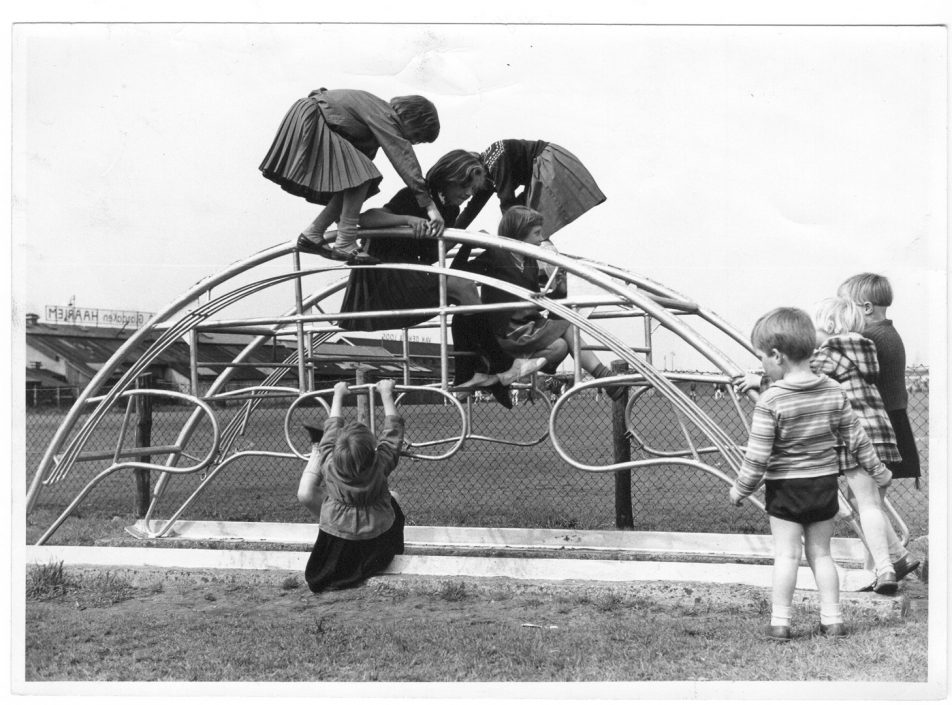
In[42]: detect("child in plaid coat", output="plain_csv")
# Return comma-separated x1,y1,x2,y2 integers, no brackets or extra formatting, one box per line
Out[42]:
812,297,919,593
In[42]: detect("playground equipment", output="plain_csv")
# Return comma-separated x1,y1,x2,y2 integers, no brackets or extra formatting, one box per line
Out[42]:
26,229,910,549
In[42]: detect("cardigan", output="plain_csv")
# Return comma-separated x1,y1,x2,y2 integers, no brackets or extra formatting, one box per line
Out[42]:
316,414,405,541
311,88,432,208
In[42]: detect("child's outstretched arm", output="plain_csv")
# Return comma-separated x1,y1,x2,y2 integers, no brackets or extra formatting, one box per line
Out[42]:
375,379,405,475
330,381,349,418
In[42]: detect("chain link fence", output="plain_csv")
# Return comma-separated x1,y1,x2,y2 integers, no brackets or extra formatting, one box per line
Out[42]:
25,367,930,540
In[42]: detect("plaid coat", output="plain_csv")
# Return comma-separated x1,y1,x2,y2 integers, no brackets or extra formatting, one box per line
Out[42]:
811,333,902,466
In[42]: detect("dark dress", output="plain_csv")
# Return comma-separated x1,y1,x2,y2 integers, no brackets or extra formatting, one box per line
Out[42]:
338,187,459,332
456,139,606,239
862,320,921,482
462,246,570,357
304,497,405,592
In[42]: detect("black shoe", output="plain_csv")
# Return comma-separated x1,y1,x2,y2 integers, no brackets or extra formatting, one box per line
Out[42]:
346,251,381,265
765,625,791,642
872,569,899,595
303,424,323,443
297,234,344,260
487,382,513,410
818,622,847,639
893,555,921,581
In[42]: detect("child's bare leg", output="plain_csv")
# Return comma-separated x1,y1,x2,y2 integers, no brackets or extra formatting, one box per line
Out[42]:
803,518,842,626
879,487,908,562
844,469,892,575
769,516,803,628
296,445,325,519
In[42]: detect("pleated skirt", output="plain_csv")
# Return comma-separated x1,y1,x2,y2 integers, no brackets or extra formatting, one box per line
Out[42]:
338,267,441,331
304,498,405,592
525,143,607,238
259,97,383,205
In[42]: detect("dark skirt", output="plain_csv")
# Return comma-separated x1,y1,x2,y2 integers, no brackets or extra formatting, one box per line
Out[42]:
765,475,839,525
525,143,606,239
338,266,440,332
886,409,921,480
259,96,383,205
497,316,571,359
304,498,405,592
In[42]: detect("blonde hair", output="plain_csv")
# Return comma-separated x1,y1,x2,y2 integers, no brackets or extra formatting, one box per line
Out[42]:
750,307,816,362
332,421,377,478
814,297,866,336
837,272,893,307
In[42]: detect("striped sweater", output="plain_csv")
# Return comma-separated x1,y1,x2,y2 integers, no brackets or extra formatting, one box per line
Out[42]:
732,374,889,498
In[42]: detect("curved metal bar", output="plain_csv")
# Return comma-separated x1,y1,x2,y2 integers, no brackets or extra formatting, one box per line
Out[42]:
882,496,911,546
45,388,221,485
34,392,221,545
282,384,467,461
146,449,300,539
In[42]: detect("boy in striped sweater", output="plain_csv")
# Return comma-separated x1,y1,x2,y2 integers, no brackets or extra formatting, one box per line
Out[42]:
729,308,892,641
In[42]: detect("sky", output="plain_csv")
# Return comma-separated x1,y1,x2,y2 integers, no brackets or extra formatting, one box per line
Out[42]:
12,17,948,374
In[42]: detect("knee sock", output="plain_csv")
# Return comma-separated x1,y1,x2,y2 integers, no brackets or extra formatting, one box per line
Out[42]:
333,213,360,253
770,604,792,628
820,603,843,626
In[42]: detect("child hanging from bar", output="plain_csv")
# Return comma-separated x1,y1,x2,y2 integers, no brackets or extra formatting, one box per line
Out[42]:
297,378,405,591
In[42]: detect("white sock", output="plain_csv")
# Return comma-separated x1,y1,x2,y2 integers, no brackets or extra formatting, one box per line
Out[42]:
770,604,792,628
333,214,359,253
820,603,843,626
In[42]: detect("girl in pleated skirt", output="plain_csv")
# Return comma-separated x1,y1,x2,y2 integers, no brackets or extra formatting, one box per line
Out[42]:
260,88,443,263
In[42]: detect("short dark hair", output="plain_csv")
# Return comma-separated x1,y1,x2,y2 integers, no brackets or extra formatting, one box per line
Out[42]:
837,272,894,307
426,150,486,192
498,206,544,241
750,307,816,362
390,95,440,144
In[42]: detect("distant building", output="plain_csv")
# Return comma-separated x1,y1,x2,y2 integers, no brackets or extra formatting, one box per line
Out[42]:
23,314,450,407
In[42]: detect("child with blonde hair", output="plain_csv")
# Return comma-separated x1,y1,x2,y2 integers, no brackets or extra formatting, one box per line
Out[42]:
729,308,892,640
812,297,916,593
297,379,405,591
837,272,922,582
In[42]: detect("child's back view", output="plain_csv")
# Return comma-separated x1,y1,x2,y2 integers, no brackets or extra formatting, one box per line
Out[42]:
297,379,405,592
838,273,922,489
729,307,891,640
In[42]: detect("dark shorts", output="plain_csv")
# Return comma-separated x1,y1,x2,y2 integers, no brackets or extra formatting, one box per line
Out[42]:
765,475,839,525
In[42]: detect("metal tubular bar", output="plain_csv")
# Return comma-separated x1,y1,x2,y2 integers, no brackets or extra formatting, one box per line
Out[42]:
401,330,411,386
189,329,200,396
292,250,308,393
282,385,466,461
36,390,221,544
38,227,890,542
437,239,450,390
112,394,137,465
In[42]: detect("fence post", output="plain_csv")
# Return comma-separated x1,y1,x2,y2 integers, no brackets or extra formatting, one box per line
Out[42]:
611,359,634,529
134,374,153,518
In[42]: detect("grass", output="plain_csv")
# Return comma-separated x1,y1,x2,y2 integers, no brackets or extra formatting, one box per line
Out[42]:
24,564,928,683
